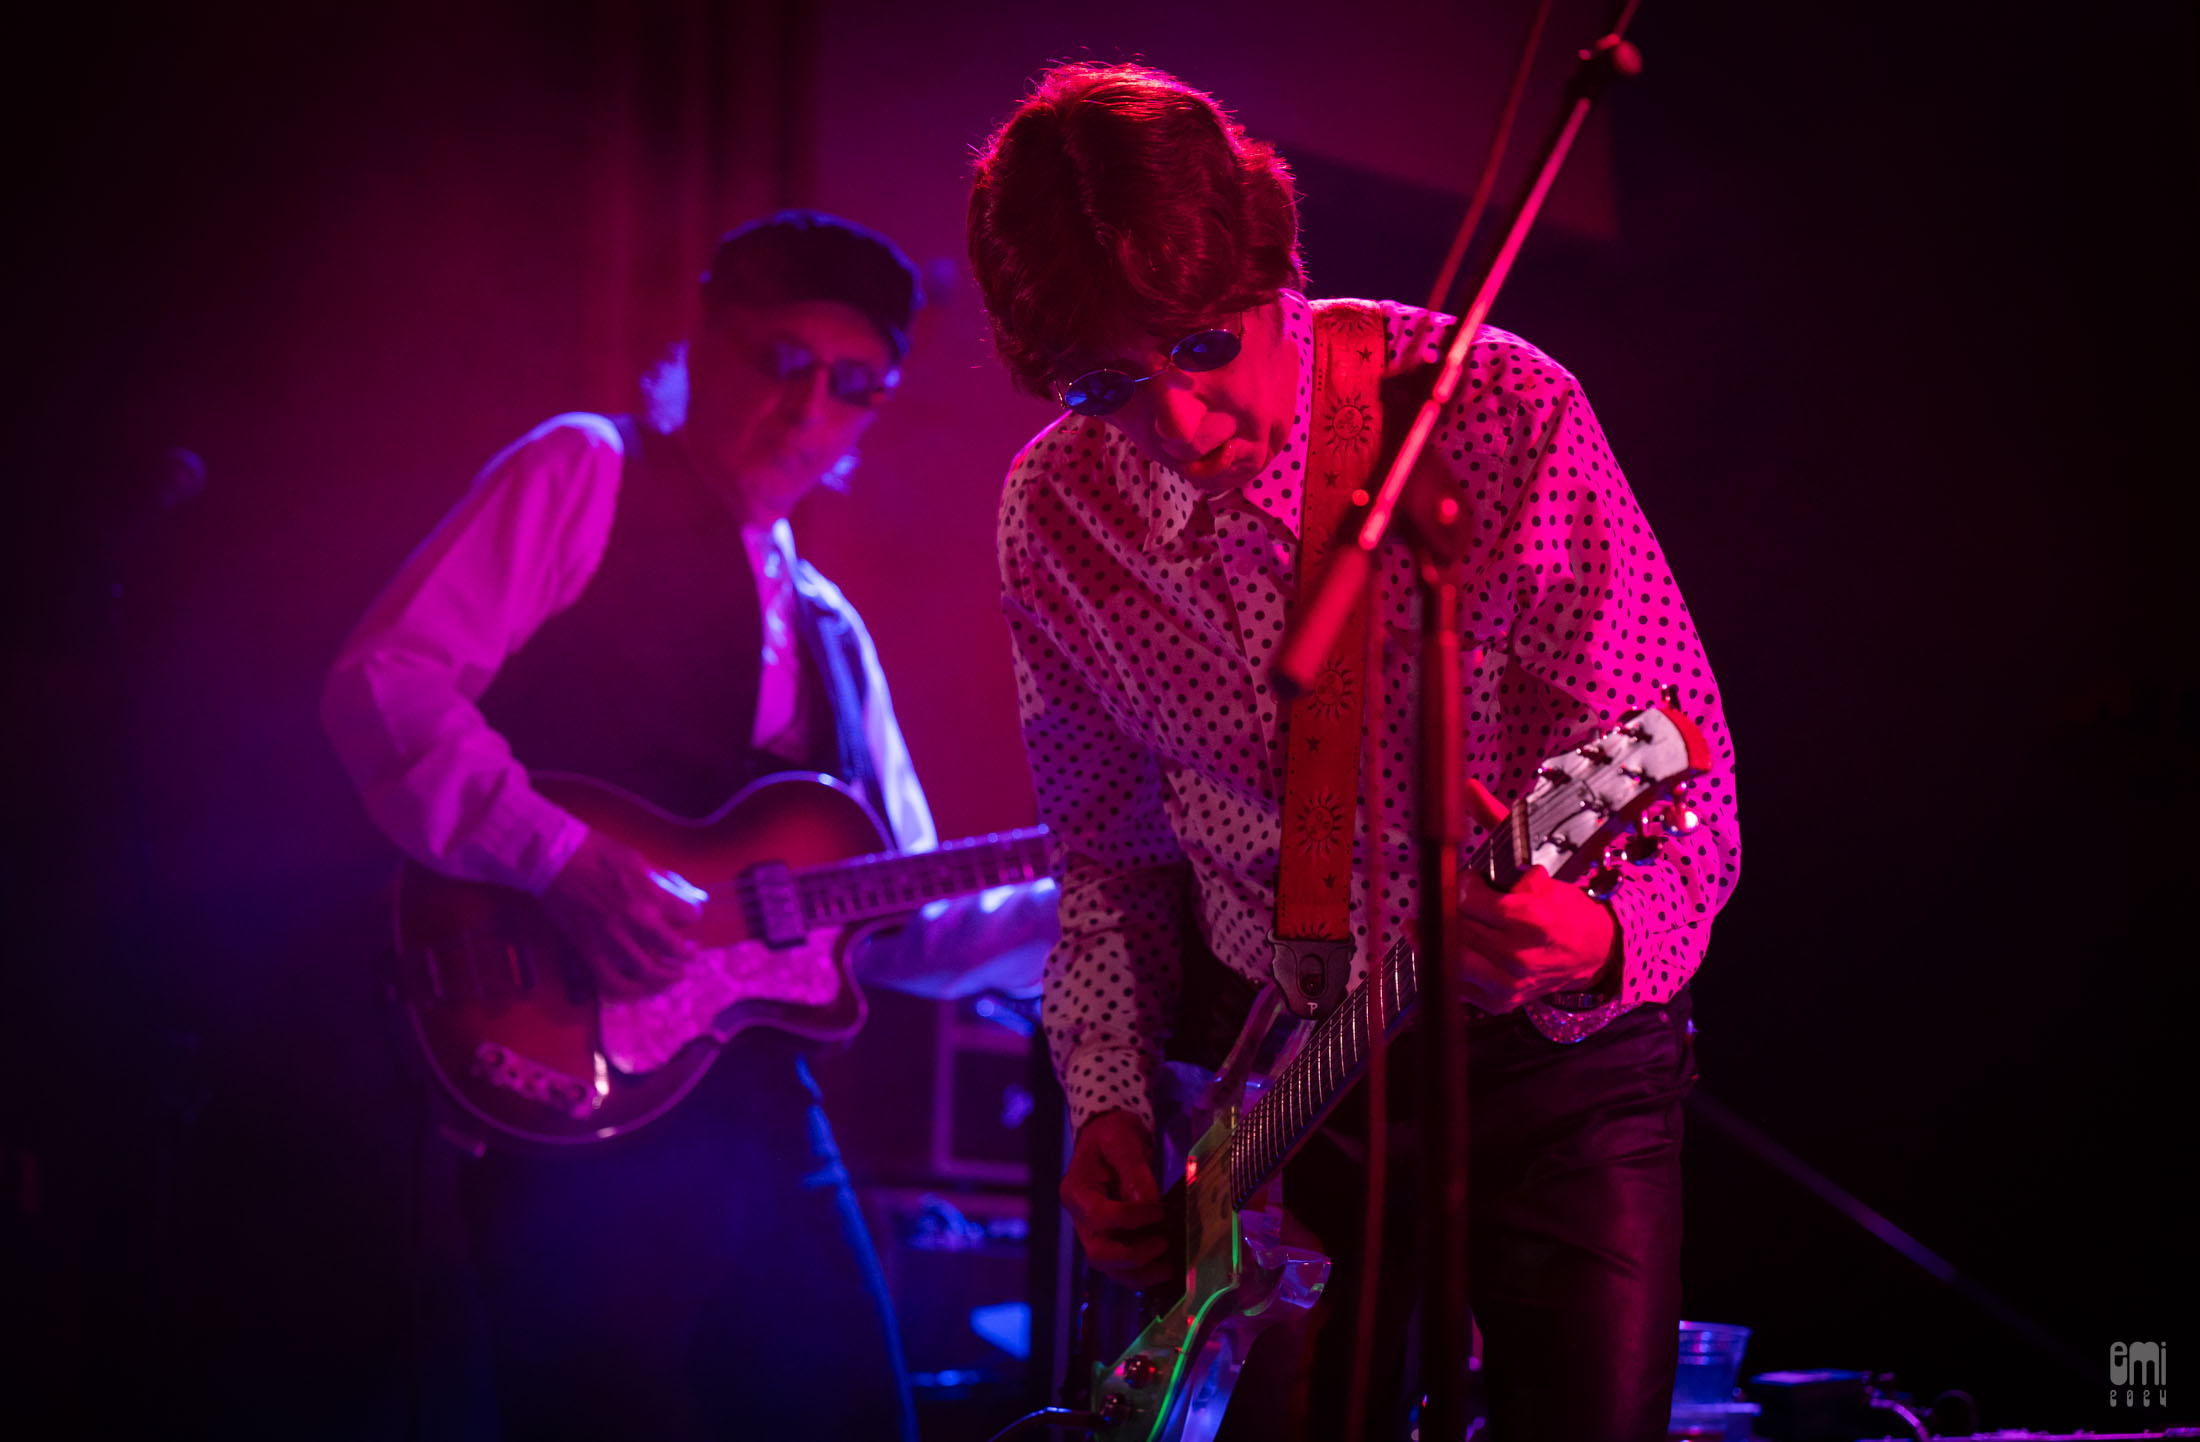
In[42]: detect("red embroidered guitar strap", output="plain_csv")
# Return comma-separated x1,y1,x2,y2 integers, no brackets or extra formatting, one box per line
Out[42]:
1269,299,1385,1019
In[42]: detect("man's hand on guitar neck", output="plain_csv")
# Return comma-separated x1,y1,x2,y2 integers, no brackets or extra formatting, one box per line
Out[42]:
1063,1109,1173,1288
1455,778,1624,1011
539,829,702,999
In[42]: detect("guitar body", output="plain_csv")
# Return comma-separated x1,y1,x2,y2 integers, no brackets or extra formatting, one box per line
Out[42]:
394,771,892,1147
1092,992,1332,1441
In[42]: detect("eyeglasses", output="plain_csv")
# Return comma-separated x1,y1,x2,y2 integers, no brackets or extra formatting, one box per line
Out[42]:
762,338,900,407
1056,326,1243,417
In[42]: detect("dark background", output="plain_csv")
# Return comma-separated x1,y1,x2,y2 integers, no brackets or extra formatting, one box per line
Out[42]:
3,1,2192,1436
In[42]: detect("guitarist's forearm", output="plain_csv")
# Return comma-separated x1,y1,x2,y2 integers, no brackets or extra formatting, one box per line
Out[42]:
1045,861,1198,1137
325,650,591,893
322,417,625,893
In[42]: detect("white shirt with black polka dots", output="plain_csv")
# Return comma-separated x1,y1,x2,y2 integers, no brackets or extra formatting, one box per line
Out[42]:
997,290,1741,1135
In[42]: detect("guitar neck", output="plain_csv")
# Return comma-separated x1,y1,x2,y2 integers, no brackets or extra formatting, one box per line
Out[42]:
795,828,1051,928
1224,824,1527,1208
1226,934,1418,1208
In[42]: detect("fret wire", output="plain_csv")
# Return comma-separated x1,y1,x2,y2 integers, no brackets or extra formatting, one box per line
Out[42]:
1294,1043,1308,1143
1310,1028,1323,1124
1293,1039,1311,1135
1303,1035,1316,1127
1306,1036,1318,1136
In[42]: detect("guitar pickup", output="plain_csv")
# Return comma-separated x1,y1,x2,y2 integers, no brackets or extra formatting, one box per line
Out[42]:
741,862,807,948
471,1041,597,1120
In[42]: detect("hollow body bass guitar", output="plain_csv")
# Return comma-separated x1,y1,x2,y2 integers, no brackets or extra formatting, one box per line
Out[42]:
392,771,1050,1148
1092,698,1711,1439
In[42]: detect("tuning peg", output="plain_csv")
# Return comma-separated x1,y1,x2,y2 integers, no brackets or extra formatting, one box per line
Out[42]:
1638,801,1699,837
1622,835,1663,867
1584,868,1621,901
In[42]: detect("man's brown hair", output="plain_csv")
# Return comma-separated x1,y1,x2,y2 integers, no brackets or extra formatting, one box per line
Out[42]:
967,62,1305,399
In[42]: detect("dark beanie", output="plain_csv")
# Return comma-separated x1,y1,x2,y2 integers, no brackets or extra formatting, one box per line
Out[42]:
701,210,924,362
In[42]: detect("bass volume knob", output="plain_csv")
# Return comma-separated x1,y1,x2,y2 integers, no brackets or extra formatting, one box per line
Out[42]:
1123,1354,1161,1388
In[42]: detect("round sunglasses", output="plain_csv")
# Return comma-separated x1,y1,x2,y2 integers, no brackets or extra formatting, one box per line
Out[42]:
762,338,900,407
1057,327,1243,417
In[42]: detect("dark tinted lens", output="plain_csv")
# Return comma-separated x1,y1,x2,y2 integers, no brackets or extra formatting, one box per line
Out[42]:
1170,329,1241,372
765,339,814,381
1062,370,1137,416
826,358,894,404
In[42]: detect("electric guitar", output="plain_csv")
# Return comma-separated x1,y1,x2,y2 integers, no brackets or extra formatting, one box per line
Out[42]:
1090,693,1713,1440
392,770,1050,1148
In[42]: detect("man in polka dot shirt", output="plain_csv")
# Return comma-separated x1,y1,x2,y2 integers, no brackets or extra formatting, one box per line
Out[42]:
970,63,1740,1442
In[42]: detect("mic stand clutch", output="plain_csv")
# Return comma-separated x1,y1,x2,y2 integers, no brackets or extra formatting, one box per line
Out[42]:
1273,24,1644,1442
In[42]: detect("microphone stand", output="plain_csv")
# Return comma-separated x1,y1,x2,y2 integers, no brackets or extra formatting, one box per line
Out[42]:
1273,25,1643,1442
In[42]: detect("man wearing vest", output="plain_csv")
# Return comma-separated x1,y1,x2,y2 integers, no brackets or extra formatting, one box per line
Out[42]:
323,212,946,1439
971,66,1743,1441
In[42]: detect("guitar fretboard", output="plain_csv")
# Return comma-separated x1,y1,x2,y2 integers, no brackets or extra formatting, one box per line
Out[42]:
1226,936,1419,1208
1222,811,1536,1208
796,828,1051,927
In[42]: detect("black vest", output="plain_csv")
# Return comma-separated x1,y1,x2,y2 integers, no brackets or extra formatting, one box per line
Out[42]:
478,416,876,820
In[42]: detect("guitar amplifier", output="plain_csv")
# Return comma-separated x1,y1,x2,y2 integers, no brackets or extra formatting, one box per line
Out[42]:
856,1186,1032,1390
812,990,1039,1188
932,995,1038,1183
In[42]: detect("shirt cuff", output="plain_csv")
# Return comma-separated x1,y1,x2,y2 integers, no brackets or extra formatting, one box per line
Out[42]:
1059,1041,1160,1137
472,790,591,897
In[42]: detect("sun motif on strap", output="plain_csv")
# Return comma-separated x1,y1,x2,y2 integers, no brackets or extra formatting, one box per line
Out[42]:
1293,789,1349,862
1320,390,1376,457
1301,655,1356,723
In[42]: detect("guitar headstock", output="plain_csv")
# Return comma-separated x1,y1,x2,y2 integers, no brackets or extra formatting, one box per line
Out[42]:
1498,688,1713,898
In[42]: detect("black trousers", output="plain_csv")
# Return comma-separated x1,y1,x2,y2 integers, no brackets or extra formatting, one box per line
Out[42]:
1222,991,1696,1442
458,1034,915,1442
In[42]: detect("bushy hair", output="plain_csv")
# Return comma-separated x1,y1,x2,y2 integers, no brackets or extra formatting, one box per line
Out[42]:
967,63,1305,399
